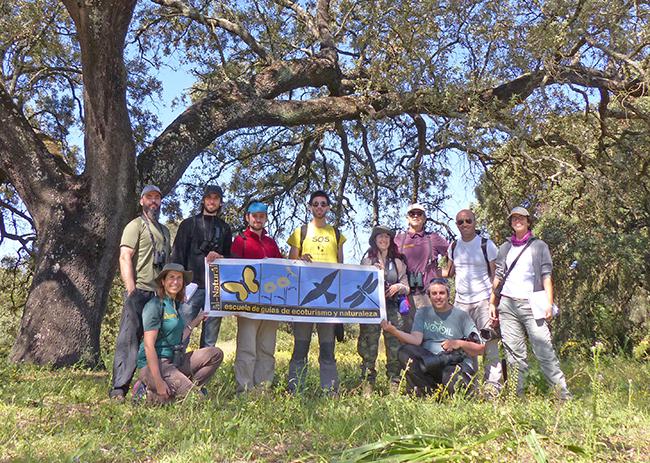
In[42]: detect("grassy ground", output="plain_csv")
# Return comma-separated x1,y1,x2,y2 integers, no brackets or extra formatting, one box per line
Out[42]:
1,318,648,462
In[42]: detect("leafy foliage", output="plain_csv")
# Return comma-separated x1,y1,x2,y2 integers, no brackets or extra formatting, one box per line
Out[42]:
474,99,650,352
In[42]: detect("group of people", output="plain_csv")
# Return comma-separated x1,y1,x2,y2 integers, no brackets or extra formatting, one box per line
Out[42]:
108,183,570,403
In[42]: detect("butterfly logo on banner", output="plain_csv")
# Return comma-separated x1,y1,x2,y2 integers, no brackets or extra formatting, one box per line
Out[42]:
221,265,260,301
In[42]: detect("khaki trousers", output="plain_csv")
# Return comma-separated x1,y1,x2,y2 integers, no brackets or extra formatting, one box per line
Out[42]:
455,299,503,389
234,317,279,392
139,347,223,403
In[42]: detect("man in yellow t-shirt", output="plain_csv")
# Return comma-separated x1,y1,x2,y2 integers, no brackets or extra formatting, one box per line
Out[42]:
287,190,346,393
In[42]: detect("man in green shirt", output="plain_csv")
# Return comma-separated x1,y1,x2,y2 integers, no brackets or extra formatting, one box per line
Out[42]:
109,185,171,401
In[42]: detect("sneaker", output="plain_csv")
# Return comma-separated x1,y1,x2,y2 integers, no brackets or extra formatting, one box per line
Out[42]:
131,380,147,403
109,388,125,402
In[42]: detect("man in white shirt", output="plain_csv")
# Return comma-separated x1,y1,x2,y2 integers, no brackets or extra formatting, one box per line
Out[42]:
443,209,502,392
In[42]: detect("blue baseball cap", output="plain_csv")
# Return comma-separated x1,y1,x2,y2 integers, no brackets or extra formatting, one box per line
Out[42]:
247,202,268,213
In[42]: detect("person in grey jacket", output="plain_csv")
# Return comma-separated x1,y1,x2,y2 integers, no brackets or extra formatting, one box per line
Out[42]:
488,207,571,400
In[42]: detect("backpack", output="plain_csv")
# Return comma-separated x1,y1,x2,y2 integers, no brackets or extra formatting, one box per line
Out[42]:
450,236,492,279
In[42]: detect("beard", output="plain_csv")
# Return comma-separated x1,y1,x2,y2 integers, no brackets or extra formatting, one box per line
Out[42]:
143,204,161,222
203,203,219,215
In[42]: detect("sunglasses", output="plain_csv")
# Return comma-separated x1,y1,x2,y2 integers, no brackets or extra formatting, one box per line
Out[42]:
429,277,449,285
311,201,329,207
456,218,473,225
408,211,424,217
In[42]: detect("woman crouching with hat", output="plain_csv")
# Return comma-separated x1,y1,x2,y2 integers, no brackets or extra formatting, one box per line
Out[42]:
357,226,410,386
133,263,224,403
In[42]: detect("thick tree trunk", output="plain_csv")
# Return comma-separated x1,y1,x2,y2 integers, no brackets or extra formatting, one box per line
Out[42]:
10,197,130,367
7,0,137,366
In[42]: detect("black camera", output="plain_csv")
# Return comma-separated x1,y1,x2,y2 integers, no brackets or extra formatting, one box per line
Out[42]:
153,249,167,269
171,344,185,367
408,272,424,290
418,350,465,374
198,227,223,255
480,327,501,341
417,333,480,374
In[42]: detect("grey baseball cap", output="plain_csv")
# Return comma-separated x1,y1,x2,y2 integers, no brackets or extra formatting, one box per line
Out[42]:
141,185,162,197
508,206,530,218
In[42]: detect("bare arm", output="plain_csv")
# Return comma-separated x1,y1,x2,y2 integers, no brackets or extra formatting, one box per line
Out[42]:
442,257,454,278
380,319,423,345
143,329,170,399
337,244,344,264
488,275,502,319
289,245,311,262
119,246,136,295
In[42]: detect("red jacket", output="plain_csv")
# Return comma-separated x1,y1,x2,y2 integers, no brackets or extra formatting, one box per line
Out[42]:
231,228,282,259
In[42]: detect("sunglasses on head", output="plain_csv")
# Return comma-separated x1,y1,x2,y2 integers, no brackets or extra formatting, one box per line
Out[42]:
408,210,424,217
456,218,473,225
429,277,449,285
311,201,328,207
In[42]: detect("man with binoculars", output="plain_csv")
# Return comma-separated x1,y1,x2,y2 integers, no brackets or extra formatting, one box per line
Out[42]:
110,185,172,401
171,185,233,348
381,278,484,397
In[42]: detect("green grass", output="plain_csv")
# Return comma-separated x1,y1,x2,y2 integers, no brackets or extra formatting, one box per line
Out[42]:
1,318,649,462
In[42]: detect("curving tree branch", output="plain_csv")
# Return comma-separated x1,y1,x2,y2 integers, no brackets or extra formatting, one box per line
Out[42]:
151,0,270,61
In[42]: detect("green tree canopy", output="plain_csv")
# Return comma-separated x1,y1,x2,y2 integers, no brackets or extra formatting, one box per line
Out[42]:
0,0,648,365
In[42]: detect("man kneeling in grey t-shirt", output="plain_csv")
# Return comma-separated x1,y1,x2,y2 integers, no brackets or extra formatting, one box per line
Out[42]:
381,278,484,396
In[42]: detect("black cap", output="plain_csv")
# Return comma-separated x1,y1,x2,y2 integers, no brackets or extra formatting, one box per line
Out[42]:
203,185,223,198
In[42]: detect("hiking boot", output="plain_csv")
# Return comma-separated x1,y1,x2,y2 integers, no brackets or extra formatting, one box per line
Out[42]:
109,388,126,402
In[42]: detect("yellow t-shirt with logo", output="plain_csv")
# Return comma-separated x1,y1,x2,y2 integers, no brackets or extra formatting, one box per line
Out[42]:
287,224,346,263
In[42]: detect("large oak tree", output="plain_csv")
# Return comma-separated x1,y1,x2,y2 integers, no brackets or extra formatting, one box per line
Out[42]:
1,0,647,365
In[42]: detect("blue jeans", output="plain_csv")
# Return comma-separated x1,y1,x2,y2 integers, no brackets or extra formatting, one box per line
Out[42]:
179,289,222,347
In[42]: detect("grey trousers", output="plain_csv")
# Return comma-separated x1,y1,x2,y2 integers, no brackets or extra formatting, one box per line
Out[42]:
287,322,338,392
178,289,222,348
455,299,503,389
498,296,570,398
234,317,279,392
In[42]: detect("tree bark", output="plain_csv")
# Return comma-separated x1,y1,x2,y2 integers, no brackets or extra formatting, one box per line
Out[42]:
5,0,137,367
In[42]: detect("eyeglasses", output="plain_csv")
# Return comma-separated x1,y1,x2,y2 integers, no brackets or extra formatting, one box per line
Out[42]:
456,218,473,225
311,201,329,207
408,211,424,217
429,277,449,285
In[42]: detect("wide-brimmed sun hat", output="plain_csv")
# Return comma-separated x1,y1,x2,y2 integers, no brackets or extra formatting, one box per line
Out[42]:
369,225,396,246
155,263,193,286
